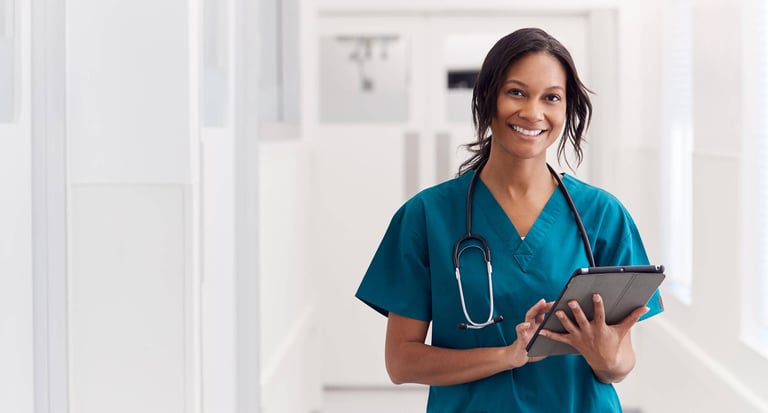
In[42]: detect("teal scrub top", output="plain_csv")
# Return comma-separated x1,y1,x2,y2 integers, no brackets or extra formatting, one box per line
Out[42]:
356,171,664,413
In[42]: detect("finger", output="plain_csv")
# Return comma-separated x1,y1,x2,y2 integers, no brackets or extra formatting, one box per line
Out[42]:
567,300,590,328
534,303,553,326
593,294,606,325
555,309,578,333
617,306,650,331
525,298,547,323
539,328,571,345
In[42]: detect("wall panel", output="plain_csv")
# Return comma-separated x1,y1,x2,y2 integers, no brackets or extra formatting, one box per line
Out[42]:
69,184,190,413
258,141,322,411
66,0,190,184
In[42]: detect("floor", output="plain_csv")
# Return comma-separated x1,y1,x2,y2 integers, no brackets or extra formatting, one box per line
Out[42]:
321,387,429,413
321,387,643,413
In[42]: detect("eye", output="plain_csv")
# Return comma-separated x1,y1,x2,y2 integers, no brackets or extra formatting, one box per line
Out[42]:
545,94,562,102
506,88,525,97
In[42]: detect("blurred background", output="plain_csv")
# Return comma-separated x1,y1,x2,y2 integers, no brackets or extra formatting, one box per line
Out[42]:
2,0,768,412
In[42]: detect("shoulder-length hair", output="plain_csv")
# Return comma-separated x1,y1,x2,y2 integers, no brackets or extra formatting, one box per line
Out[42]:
458,27,593,175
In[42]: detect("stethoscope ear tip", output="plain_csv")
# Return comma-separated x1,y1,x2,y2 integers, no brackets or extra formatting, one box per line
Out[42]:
457,323,468,330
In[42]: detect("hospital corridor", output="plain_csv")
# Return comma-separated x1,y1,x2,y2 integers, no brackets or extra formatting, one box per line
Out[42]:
2,0,768,412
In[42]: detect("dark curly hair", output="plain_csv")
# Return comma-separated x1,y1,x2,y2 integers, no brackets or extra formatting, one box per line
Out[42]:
458,27,593,175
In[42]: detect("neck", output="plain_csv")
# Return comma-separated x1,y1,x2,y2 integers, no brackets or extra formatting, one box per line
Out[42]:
479,157,555,199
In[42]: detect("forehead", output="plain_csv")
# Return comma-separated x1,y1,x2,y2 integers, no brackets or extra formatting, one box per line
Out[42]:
502,52,567,87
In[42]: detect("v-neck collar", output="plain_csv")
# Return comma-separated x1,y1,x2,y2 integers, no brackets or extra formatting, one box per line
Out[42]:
471,172,567,272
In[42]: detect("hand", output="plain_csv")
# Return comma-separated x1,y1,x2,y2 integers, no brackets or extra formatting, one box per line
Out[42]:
507,298,554,368
539,294,649,377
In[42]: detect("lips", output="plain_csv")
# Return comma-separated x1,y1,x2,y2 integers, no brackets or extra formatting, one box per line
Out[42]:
510,124,545,137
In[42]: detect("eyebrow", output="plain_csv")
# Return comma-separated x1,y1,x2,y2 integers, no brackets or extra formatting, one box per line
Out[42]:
503,79,565,92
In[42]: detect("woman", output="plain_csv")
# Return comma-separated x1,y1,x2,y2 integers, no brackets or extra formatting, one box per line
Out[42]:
355,27,663,412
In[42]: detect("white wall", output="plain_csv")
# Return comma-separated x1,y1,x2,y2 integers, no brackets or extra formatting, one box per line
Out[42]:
65,0,195,411
0,0,34,411
258,140,322,413
24,0,313,411
603,0,768,411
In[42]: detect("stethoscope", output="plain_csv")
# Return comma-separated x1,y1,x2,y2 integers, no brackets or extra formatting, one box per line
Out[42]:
454,162,596,329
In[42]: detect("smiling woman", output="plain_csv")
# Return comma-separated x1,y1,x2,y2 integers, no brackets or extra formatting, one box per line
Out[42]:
355,27,663,413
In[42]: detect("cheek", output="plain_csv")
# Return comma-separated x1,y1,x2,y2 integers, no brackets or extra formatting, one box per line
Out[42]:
550,109,567,129
495,97,515,115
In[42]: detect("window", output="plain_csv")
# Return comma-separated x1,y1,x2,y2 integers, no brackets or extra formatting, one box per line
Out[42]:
660,0,694,303
0,0,15,123
742,0,768,349
759,2,768,333
201,0,229,127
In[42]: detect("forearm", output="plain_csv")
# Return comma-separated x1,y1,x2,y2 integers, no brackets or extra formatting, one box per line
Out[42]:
383,307,551,386
386,341,517,386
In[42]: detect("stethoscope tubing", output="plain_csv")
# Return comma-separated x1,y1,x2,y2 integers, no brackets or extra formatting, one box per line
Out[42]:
453,162,595,329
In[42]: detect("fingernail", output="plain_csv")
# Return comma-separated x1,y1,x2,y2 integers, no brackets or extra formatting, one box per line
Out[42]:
593,293,602,302
568,301,577,309
556,311,565,318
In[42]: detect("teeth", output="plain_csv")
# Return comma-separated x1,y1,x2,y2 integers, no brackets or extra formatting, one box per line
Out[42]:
511,125,544,136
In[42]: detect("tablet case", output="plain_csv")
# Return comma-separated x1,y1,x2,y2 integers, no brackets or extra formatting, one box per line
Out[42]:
525,265,665,357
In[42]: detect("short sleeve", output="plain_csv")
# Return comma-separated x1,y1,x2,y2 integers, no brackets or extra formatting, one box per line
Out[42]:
596,203,664,321
355,200,432,322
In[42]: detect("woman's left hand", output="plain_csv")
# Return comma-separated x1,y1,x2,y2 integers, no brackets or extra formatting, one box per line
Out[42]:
538,293,649,382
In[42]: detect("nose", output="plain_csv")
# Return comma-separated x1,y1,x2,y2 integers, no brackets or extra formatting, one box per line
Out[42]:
518,99,544,122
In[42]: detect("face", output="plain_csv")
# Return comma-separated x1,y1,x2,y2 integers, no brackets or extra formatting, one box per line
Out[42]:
489,52,567,163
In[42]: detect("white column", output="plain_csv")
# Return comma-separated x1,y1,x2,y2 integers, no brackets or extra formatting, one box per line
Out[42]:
0,0,34,411
65,0,198,411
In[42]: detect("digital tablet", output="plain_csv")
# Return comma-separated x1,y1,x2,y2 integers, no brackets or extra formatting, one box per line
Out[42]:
525,265,665,357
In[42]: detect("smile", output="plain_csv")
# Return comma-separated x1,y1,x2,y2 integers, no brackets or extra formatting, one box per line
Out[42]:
510,124,545,137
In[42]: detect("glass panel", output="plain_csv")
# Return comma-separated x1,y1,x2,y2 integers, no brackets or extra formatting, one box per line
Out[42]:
319,34,409,123
443,33,504,124
760,0,768,325
660,0,693,303
0,0,8,36
202,0,228,127
0,0,15,123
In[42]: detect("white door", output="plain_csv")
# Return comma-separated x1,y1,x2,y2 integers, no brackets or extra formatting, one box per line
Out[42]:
314,15,429,387
314,12,599,387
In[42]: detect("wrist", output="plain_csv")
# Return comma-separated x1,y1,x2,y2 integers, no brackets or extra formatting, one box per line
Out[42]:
592,355,630,383
503,343,527,370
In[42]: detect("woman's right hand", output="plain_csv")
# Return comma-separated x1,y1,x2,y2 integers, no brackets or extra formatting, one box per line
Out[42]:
506,298,554,368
